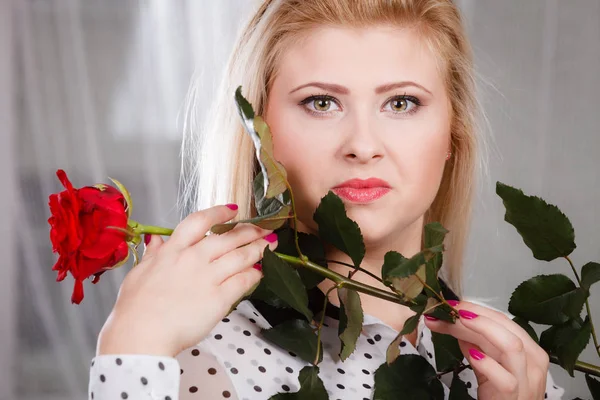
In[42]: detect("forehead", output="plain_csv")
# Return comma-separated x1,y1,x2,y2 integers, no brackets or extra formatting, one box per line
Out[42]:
274,25,445,92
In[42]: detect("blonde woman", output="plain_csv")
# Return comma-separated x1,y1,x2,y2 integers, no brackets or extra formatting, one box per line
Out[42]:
89,1,564,398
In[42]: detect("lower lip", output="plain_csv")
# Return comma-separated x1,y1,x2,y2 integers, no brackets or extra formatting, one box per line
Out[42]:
332,187,391,203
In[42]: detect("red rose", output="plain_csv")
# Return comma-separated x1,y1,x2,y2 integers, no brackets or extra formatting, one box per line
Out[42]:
48,169,130,304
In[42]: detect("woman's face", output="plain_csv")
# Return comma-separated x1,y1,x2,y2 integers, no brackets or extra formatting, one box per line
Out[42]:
264,25,452,246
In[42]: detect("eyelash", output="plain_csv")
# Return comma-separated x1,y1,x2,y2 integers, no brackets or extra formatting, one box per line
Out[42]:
298,93,423,117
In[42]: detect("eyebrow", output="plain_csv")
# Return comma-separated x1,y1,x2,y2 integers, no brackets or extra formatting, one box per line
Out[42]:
289,81,433,96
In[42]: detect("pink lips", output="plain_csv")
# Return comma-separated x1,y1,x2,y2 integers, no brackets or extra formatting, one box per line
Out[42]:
332,178,391,204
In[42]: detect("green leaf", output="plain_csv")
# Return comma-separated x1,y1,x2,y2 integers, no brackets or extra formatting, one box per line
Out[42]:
512,317,539,343
449,376,475,400
262,319,323,365
385,332,405,365
400,313,421,337
496,181,576,261
508,274,589,325
235,87,288,199
424,253,443,297
250,280,290,309
313,191,365,268
382,250,426,280
585,374,600,400
431,332,464,372
261,248,313,321
581,262,600,291
268,366,328,400
373,354,445,399
388,265,426,301
424,222,449,249
540,316,591,376
427,302,456,323
275,227,327,289
210,204,291,234
337,288,364,361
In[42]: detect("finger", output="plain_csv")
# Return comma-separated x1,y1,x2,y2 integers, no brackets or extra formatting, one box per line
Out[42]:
463,344,520,396
167,204,238,250
195,222,273,262
457,339,488,386
211,235,278,284
142,234,164,261
450,301,549,366
425,317,500,360
219,266,263,307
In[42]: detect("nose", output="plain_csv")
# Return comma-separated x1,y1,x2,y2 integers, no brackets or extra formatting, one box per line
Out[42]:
340,113,384,164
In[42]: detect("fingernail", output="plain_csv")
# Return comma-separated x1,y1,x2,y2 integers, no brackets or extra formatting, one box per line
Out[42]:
469,348,485,360
424,315,439,321
459,309,478,319
226,203,238,211
264,232,278,243
252,263,262,271
144,234,152,246
447,300,460,307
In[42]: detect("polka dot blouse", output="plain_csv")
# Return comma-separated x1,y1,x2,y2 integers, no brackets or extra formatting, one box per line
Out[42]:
89,291,565,399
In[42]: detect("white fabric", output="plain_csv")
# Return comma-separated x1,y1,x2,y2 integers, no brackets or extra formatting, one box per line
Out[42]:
89,300,565,399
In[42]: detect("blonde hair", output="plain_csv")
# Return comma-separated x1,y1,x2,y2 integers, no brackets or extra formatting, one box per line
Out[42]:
179,0,485,297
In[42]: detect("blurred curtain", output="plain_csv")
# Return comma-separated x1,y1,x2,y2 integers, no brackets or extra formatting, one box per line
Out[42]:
2,0,599,399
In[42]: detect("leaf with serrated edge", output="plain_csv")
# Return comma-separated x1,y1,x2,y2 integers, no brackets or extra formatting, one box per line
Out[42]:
512,317,539,343
581,262,600,290
388,264,426,300
432,332,464,372
261,319,322,365
540,317,591,376
509,274,589,325
268,366,328,400
261,248,313,321
313,191,365,268
337,288,364,361
374,354,445,399
424,222,449,249
496,181,576,261
386,332,404,365
210,204,291,234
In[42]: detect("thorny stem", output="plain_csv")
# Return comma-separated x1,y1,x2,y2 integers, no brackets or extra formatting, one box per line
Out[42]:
565,256,600,357
322,259,384,283
314,286,337,365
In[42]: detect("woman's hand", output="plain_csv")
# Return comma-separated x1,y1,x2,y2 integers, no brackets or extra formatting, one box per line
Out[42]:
424,300,550,399
96,204,278,358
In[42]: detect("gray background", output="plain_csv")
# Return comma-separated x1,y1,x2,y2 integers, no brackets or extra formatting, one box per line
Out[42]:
0,0,598,398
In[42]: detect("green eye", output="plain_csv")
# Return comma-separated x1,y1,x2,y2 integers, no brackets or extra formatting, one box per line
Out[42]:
313,99,331,111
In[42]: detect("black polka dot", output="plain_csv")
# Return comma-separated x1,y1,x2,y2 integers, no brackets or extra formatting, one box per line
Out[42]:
282,385,290,391
544,394,547,399
337,368,345,374
249,318,256,323
264,348,272,355
427,351,433,359
364,353,372,359
367,339,375,345
158,362,165,370
189,386,198,393
166,397,171,400
91,360,95,367
208,368,217,375
141,377,148,385
337,384,345,389
286,367,293,373
237,348,245,354
254,386,262,392
214,334,223,340
91,393,94,399
223,391,231,398
553,385,557,389
362,369,370,375
420,332,424,338
363,383,371,389
243,330,251,336
191,349,200,356
288,351,297,357
180,369,184,375
374,334,382,341
400,341,407,347
231,368,238,374
258,366,266,373
253,311,259,316
121,393,128,399
466,382,472,388
116,358,122,366
100,375,106,382
222,318,230,322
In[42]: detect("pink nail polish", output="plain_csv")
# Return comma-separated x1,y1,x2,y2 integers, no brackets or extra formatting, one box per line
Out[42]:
264,232,278,243
424,315,439,321
252,263,262,271
144,234,152,246
469,348,485,360
225,203,238,211
447,300,460,307
459,309,478,319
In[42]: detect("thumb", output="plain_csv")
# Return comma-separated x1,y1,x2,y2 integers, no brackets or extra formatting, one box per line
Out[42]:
142,234,164,260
